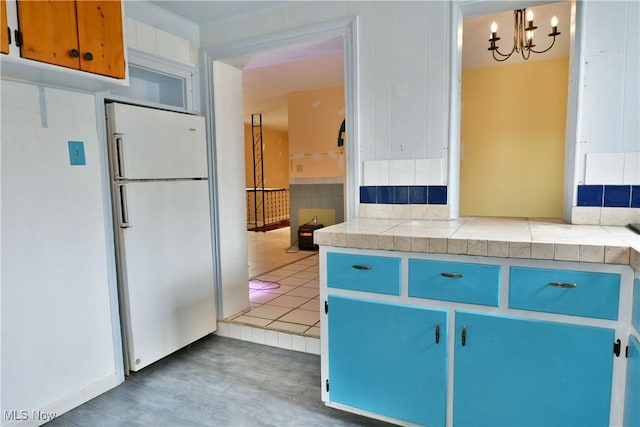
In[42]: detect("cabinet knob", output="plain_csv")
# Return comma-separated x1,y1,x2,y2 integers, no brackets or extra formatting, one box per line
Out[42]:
83,52,94,61
69,49,79,58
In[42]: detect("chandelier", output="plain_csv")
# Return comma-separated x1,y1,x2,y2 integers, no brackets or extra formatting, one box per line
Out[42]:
488,8,561,62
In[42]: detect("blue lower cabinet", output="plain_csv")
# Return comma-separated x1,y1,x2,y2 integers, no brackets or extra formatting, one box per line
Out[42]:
328,295,448,426
454,311,614,427
625,336,640,427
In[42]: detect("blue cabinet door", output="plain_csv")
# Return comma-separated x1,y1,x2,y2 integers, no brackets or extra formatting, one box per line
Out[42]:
454,311,614,427
328,295,448,426
625,336,640,427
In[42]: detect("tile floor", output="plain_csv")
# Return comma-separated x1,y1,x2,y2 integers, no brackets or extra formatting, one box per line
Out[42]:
223,227,321,340
226,254,321,338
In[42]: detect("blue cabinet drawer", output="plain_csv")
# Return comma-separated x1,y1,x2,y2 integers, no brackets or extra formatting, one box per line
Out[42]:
408,259,501,306
327,252,401,295
509,267,620,320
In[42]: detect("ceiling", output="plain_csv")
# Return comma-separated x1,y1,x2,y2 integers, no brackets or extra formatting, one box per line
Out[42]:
149,1,571,131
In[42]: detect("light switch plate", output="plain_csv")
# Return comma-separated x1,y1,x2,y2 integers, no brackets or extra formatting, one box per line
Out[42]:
68,141,86,166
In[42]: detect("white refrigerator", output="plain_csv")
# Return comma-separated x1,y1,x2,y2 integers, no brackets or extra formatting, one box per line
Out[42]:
107,103,216,373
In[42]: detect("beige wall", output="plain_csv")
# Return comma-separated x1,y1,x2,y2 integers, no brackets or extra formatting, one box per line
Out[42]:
460,57,569,218
244,125,289,189
288,86,345,179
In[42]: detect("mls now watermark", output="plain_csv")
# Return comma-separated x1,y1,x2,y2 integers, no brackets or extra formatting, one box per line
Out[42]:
4,410,57,422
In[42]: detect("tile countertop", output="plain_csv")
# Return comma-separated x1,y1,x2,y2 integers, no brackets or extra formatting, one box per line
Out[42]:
314,217,640,270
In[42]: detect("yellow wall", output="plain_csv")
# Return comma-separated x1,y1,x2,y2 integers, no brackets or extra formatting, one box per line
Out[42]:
287,86,345,178
244,125,289,189
460,57,569,218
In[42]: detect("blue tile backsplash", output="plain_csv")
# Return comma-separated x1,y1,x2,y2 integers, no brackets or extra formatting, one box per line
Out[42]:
577,185,639,208
360,186,447,205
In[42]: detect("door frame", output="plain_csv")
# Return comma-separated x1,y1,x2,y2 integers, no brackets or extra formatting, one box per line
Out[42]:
199,16,359,318
449,0,583,222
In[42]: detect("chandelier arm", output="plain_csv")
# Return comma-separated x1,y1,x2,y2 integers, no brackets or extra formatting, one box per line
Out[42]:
493,44,517,58
529,35,557,54
492,50,513,62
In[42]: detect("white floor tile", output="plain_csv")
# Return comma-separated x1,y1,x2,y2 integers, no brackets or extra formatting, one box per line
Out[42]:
269,321,310,334
278,276,311,286
305,337,320,354
267,295,309,308
233,315,272,327
286,287,320,298
251,328,266,345
292,335,306,352
305,326,320,338
246,305,292,320
265,330,279,347
278,309,319,326
277,332,293,350
298,300,320,311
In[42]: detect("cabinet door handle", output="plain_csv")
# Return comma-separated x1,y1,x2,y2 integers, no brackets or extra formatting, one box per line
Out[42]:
352,265,371,270
461,325,467,347
69,48,79,58
441,272,463,279
549,282,577,289
83,51,94,61
435,324,440,344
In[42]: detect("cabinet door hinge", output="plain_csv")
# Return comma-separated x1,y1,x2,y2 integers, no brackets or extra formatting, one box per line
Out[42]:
324,300,328,314
325,379,329,392
13,29,22,47
614,339,622,357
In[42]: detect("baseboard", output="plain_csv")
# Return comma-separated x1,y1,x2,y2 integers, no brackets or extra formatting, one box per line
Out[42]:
2,373,122,427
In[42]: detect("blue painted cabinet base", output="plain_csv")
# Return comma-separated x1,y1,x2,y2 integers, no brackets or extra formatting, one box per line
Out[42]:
625,336,640,427
328,296,448,426
454,311,615,427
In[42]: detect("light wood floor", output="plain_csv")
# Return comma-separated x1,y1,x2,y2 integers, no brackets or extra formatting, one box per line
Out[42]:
46,336,391,426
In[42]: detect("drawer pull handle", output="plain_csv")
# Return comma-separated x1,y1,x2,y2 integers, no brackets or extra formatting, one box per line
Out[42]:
461,325,467,347
435,324,440,344
549,282,578,289
352,265,371,270
441,272,463,279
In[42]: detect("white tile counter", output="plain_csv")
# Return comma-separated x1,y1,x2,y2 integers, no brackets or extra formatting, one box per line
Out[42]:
315,217,640,269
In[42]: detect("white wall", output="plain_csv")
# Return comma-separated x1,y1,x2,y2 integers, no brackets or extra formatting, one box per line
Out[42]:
200,1,450,164
577,0,640,180
212,61,250,318
1,81,120,426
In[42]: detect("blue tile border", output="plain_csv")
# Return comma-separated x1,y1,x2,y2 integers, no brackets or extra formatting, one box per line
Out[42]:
577,185,603,207
632,186,640,208
376,186,393,204
360,186,447,205
577,184,639,208
604,185,631,207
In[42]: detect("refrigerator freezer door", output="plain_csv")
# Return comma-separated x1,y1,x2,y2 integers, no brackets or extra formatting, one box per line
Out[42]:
108,103,208,179
119,180,216,371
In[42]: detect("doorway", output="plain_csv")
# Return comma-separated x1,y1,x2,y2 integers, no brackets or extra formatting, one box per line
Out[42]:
450,1,579,222
225,36,346,337
459,2,572,219
201,16,357,329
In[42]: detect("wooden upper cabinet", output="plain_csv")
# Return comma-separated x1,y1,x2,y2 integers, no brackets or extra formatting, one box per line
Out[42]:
17,1,80,69
76,1,125,79
16,0,125,79
1,0,10,54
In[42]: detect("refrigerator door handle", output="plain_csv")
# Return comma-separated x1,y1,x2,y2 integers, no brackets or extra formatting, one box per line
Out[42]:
114,134,126,180
118,184,131,228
